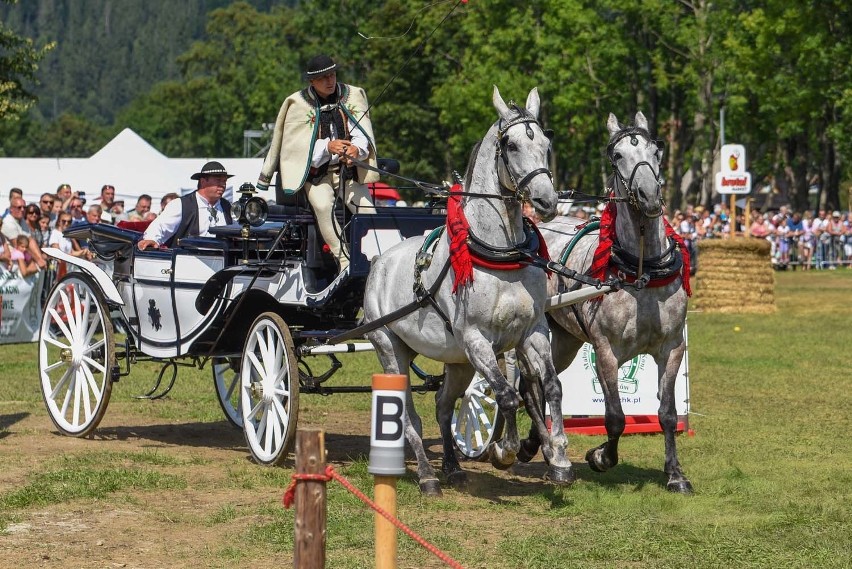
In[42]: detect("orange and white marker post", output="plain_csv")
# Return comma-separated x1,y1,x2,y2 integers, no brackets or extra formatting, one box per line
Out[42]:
369,373,407,569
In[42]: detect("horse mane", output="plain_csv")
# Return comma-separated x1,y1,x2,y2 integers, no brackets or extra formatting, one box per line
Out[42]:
463,139,483,190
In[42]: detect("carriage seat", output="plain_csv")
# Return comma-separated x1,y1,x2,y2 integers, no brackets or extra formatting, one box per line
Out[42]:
116,219,153,233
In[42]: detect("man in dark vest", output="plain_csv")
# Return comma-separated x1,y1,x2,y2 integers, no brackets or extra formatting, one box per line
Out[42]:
138,161,233,250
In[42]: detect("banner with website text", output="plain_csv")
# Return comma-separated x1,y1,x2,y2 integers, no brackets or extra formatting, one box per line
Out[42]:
0,267,45,344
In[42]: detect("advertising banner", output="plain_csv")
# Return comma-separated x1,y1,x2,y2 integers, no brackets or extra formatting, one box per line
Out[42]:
558,328,689,417
0,267,45,344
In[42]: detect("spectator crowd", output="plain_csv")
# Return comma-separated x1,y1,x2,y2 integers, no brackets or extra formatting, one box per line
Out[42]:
3,182,850,279
1,183,180,279
666,203,852,271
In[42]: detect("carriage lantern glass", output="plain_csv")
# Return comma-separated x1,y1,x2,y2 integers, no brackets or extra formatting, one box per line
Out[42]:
233,182,268,227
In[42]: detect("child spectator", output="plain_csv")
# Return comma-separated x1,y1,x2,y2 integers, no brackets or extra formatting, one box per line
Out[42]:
11,235,40,277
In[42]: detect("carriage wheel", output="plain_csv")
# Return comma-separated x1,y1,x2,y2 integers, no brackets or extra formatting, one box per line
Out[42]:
240,312,299,466
212,357,242,428
451,373,505,460
38,273,115,437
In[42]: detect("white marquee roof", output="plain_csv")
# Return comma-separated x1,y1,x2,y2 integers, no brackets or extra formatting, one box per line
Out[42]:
0,128,263,213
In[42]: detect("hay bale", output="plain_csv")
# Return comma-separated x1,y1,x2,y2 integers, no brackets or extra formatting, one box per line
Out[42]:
692,238,776,313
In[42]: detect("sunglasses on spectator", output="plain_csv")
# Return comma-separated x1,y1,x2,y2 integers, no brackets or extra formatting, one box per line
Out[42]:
41,199,54,206
57,218,71,225
27,209,39,215
11,205,24,210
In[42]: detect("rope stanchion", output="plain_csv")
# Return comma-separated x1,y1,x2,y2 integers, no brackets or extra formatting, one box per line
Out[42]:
283,464,465,569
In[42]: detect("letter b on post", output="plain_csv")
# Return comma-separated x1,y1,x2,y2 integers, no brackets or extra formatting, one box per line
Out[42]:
369,374,407,476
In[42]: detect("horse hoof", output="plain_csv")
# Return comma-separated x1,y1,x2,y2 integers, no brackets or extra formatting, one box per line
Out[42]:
491,453,515,471
488,443,516,470
545,465,576,485
585,446,608,473
446,470,468,489
517,439,539,463
667,479,694,494
419,479,443,497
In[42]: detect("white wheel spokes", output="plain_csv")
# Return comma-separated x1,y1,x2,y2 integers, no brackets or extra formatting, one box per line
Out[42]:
43,334,70,350
247,398,265,423
242,318,292,462
48,307,74,342
246,351,264,381
219,365,238,400
41,279,110,433
454,377,500,456
50,367,74,401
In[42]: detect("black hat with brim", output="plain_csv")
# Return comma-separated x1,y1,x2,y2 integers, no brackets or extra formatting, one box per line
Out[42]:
191,161,234,180
305,54,337,80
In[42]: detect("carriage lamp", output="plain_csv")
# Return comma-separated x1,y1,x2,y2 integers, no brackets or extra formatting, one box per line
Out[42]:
232,182,269,229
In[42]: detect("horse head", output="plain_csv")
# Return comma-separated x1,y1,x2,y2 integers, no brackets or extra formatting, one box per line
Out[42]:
606,111,665,218
492,86,557,222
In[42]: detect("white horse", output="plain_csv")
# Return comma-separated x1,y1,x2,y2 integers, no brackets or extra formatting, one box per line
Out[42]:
523,111,693,493
363,87,574,496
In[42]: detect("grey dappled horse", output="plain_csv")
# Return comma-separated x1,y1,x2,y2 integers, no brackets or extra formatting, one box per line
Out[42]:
529,111,693,493
363,87,574,496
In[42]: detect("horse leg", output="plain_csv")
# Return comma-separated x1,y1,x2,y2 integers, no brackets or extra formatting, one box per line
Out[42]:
434,362,475,488
367,327,442,497
463,334,521,470
518,323,583,462
657,342,693,494
585,344,625,473
516,328,575,485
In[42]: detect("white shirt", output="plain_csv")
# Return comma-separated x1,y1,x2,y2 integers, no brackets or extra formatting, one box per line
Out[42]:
1,215,29,242
143,193,228,246
48,229,73,255
311,114,370,168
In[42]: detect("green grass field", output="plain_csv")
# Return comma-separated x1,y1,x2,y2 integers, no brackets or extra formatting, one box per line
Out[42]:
1,270,851,568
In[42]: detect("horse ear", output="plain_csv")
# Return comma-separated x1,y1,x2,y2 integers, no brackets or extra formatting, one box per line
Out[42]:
525,87,541,119
493,85,511,119
606,113,620,136
635,111,649,131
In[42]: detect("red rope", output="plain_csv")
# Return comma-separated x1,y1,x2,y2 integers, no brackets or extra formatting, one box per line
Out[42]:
283,465,465,569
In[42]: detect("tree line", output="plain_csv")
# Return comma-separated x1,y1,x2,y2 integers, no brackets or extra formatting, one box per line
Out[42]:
1,0,850,211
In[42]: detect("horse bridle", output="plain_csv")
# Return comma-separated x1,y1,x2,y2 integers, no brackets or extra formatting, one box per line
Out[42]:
606,126,664,217
494,105,553,202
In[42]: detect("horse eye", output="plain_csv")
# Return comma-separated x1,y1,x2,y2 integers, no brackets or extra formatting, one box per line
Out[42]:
507,141,518,152
613,152,622,161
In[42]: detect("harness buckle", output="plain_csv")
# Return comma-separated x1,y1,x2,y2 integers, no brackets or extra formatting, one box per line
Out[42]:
415,249,433,271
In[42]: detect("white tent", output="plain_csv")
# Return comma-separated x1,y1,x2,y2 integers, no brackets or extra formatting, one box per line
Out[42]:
0,128,263,213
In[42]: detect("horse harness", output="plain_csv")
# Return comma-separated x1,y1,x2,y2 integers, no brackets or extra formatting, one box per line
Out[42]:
409,217,545,334
550,218,685,339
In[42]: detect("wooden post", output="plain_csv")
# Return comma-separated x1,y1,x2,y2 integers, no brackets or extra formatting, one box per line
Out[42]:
294,430,326,569
745,197,751,238
370,374,407,569
375,475,398,569
730,194,737,238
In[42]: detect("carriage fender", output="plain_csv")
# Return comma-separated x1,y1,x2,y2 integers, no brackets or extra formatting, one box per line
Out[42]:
42,247,125,306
